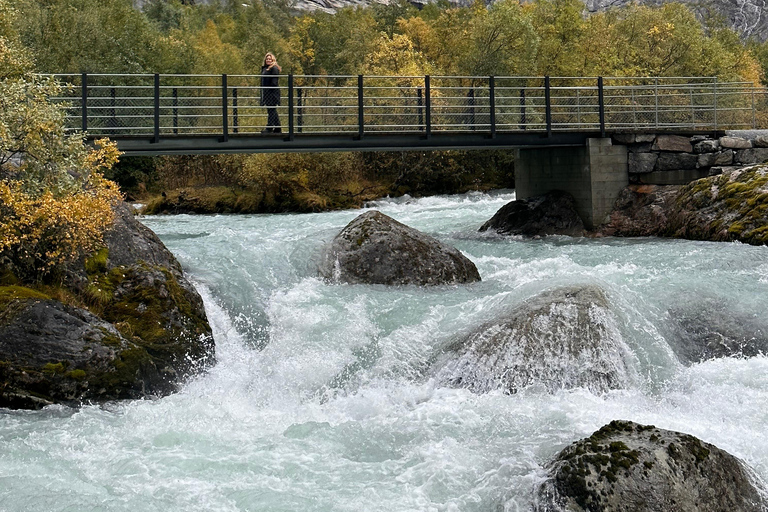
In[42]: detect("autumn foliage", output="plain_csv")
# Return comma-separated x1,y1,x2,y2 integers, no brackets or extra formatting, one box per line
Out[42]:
1,0,122,281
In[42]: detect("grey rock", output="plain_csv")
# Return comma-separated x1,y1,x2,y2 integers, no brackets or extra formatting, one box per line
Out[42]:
698,152,718,168
656,152,698,171
318,210,480,286
628,142,653,153
668,298,768,363
640,169,712,185
432,286,631,394
736,148,768,164
612,133,636,144
0,299,164,409
634,134,656,143
697,150,732,168
536,420,768,512
653,135,693,152
629,152,658,174
479,190,585,237
694,139,720,154
754,135,768,148
720,136,753,149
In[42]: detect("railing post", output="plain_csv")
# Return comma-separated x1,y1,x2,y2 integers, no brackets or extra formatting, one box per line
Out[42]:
221,74,228,142
489,76,496,139
425,75,431,139
232,87,239,134
288,74,295,140
520,86,526,130
153,73,160,143
598,76,605,137
654,77,659,129
172,87,178,135
297,86,303,133
417,88,424,130
752,85,757,130
81,72,88,132
109,87,117,130
357,75,364,139
713,77,718,131
468,86,475,130
545,76,552,137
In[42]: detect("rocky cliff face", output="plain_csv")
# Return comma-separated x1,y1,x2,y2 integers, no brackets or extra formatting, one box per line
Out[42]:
287,0,768,41
584,0,767,41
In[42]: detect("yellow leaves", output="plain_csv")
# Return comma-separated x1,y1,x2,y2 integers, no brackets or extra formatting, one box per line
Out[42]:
0,175,122,275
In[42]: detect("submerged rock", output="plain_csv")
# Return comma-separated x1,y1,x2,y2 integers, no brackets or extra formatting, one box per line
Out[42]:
479,190,585,237
668,298,768,363
535,420,768,512
432,286,630,394
318,210,481,286
0,202,214,409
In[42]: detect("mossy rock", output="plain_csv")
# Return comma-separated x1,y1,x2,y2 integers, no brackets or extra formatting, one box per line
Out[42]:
0,202,215,409
536,420,766,512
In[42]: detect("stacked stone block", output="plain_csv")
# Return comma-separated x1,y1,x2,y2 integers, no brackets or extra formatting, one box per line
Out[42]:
616,133,768,185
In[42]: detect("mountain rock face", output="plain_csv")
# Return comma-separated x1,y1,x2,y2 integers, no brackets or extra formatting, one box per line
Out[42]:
287,0,768,41
584,0,767,41
536,420,768,512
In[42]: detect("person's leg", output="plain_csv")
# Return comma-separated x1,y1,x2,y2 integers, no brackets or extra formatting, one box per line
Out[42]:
269,107,281,133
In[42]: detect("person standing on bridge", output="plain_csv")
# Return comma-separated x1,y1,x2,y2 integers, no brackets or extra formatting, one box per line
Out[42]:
260,52,282,134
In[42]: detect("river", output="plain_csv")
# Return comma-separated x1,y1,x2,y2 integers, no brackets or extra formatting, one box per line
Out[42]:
2,190,768,511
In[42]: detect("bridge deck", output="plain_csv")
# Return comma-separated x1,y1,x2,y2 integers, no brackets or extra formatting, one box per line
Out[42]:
48,74,766,155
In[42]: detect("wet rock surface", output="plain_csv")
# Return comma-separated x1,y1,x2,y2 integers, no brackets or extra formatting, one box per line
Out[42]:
536,420,768,512
598,165,768,246
318,210,481,286
479,190,585,237
668,298,768,363
432,286,630,394
0,202,214,409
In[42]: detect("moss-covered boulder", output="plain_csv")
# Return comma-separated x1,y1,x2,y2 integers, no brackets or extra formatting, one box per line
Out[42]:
318,210,481,286
0,202,214,409
599,164,768,245
431,286,631,394
535,420,767,512
479,190,585,237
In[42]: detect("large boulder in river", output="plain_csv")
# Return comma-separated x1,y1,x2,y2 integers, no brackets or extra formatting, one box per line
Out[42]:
0,202,214,409
431,286,631,393
535,420,767,512
318,210,481,286
479,190,585,237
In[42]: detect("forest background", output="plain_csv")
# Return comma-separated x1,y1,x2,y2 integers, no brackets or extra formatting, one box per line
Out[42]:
9,0,768,213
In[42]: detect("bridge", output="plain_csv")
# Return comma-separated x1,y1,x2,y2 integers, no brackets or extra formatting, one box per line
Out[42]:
52,73,767,228
52,74,765,155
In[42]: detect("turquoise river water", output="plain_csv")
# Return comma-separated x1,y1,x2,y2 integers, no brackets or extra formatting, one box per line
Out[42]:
2,190,768,511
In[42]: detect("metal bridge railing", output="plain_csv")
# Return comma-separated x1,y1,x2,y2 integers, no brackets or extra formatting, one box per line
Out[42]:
48,74,766,139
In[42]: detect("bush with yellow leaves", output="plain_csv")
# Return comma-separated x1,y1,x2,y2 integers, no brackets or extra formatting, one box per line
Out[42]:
0,0,123,281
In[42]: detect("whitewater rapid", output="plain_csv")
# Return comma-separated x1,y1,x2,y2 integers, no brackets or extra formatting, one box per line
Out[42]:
2,190,768,511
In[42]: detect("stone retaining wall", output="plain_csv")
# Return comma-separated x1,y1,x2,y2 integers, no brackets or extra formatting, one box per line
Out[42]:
614,133,768,185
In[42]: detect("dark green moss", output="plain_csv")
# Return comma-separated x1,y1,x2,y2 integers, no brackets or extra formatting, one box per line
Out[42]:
67,369,87,381
85,248,109,275
42,362,66,375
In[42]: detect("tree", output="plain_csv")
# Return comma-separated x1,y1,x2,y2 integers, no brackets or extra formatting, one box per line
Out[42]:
0,0,122,281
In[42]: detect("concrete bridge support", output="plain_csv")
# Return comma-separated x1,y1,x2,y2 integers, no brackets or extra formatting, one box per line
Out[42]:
515,138,628,229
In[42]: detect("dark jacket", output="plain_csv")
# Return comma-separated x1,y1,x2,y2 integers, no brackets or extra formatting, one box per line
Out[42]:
260,65,280,106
